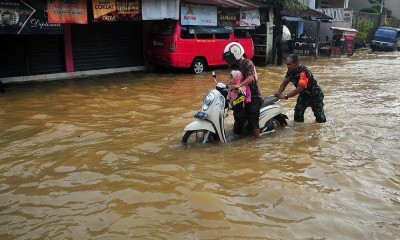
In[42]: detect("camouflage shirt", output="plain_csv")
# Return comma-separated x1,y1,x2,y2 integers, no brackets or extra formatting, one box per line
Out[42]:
238,58,262,99
284,65,322,96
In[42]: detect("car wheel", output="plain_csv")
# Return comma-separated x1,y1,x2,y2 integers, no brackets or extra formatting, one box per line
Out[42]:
191,58,206,74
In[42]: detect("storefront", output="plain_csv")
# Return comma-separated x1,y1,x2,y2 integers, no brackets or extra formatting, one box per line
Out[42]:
0,34,65,77
1,0,271,82
0,1,65,78
70,22,143,72
0,0,158,80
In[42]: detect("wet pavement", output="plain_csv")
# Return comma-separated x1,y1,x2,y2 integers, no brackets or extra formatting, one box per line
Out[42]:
0,50,399,239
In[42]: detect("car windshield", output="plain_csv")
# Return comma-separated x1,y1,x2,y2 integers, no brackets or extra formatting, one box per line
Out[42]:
151,21,176,35
188,26,233,34
375,29,396,39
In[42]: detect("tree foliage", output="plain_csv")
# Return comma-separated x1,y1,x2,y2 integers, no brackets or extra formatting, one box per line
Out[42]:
260,0,307,65
356,19,373,44
359,7,379,14
368,0,381,4
362,0,393,17
260,0,287,6
260,0,307,10
359,5,392,18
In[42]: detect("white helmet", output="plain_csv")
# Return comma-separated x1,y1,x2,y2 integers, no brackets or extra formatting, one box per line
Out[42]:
223,42,245,66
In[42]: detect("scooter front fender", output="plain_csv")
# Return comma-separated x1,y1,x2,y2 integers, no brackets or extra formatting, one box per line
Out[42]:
184,120,216,133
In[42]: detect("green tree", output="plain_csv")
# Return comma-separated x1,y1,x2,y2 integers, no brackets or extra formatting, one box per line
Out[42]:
260,0,306,65
368,0,382,5
261,0,307,9
359,6,392,17
359,7,379,14
356,19,373,47
362,0,394,18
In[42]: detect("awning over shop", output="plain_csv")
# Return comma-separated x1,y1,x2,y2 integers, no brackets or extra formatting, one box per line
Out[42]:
281,1,332,21
331,27,358,32
182,0,270,8
283,16,304,22
142,0,270,20
142,0,180,20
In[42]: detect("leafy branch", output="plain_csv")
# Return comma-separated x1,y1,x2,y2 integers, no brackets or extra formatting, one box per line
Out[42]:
261,0,308,10
355,19,373,44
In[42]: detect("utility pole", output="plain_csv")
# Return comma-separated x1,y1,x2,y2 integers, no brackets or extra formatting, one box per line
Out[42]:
379,0,386,26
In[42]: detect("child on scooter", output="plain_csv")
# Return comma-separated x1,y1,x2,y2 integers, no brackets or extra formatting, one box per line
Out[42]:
227,70,251,110
227,70,252,135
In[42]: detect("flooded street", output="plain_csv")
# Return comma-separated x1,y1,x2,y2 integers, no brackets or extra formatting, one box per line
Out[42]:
1,51,399,239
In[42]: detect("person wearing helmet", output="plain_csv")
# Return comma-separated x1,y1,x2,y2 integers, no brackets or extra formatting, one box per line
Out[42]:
223,42,263,138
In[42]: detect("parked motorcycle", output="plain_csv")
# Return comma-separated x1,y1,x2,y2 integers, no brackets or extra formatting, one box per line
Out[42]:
181,71,288,145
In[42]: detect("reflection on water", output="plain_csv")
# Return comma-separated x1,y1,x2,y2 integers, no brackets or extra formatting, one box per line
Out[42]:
0,51,399,239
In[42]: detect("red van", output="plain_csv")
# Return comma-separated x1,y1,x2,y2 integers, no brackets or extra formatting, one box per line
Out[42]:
147,20,254,74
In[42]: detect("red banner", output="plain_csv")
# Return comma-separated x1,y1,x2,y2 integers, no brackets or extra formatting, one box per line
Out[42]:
47,0,88,24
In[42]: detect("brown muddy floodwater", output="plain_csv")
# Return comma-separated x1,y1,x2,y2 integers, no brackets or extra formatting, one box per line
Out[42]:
0,51,399,239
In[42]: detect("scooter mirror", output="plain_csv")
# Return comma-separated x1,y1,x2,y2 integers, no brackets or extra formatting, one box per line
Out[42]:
212,71,217,84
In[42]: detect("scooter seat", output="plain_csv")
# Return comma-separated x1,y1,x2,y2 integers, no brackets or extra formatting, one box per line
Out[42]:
261,96,279,108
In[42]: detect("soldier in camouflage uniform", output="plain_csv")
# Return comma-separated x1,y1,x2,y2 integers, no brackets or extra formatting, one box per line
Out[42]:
275,54,326,123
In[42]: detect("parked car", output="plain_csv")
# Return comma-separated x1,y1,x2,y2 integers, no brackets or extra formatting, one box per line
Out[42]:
370,27,400,52
146,20,254,74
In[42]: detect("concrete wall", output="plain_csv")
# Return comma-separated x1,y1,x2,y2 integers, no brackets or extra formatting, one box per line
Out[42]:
303,21,352,42
349,0,400,19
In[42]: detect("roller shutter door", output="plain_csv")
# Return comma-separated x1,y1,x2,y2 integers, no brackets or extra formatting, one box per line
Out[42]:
29,35,65,75
0,35,64,78
0,35,27,78
71,22,143,71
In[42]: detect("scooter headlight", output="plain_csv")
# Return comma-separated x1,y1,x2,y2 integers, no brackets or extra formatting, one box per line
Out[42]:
202,93,215,111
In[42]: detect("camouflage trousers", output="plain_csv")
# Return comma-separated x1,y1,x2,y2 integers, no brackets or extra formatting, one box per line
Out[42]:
294,91,326,123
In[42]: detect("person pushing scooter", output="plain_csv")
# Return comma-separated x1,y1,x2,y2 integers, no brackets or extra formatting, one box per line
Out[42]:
275,54,326,123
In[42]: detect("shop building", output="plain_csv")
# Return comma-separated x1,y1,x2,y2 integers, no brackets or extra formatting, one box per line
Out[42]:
1,0,275,84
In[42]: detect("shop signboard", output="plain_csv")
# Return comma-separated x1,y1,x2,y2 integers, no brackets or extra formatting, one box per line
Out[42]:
0,0,62,34
343,10,353,23
92,0,141,22
217,7,239,27
240,9,260,27
180,4,217,26
47,0,88,24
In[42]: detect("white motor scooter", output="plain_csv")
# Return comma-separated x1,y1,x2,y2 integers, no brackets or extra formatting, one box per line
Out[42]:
181,71,288,145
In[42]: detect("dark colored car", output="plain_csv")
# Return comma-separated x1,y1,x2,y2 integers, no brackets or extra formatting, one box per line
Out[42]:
370,27,400,52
